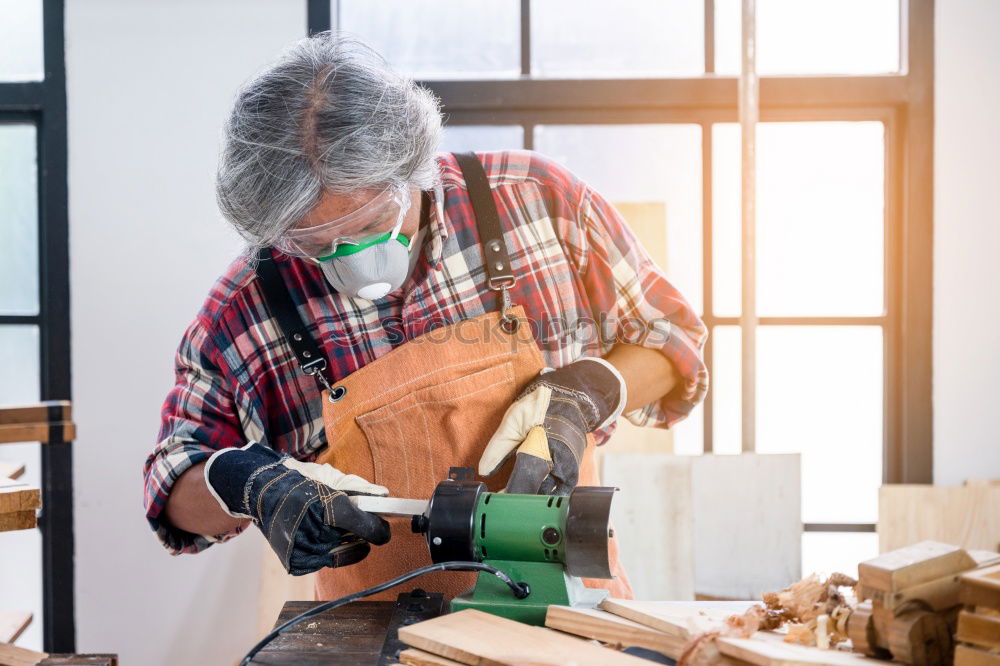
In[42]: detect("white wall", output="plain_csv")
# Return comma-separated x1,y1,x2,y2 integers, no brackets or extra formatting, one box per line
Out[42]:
933,0,1000,485
66,1,304,663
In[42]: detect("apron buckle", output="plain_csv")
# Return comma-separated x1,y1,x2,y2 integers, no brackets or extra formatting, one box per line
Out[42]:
488,275,516,291
496,285,520,334
302,357,337,395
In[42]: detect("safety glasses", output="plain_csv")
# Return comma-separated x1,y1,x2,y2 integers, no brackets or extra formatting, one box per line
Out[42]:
275,184,411,260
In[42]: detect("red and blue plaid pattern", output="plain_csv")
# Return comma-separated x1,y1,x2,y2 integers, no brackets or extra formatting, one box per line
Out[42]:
144,150,708,554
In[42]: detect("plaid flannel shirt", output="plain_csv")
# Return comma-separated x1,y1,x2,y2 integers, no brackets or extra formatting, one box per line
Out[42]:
144,150,708,554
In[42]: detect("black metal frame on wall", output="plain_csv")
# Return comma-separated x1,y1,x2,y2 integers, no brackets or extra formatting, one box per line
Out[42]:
308,2,932,528
0,0,75,652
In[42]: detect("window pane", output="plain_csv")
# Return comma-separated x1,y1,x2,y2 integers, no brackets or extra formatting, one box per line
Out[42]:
802,532,878,578
0,0,44,81
339,0,520,79
713,122,885,317
710,325,742,455
0,124,40,315
535,125,703,313
0,325,42,650
757,326,883,524
0,326,39,404
715,0,900,75
533,0,703,77
712,124,741,317
440,125,523,153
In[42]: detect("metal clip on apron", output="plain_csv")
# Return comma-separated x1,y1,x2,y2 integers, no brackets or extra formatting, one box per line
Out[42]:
256,152,632,602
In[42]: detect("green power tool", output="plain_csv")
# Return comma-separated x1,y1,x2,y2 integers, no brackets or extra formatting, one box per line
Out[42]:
353,467,618,625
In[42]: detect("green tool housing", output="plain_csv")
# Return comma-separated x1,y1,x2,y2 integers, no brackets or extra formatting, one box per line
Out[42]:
412,473,617,625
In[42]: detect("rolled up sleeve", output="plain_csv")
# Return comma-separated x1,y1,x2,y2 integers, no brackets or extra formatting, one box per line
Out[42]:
143,319,248,554
573,184,709,429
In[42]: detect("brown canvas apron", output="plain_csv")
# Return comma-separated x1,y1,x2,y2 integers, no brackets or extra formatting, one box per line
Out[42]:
257,152,632,603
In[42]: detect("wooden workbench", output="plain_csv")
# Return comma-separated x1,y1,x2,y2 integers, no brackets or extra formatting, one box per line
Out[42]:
250,592,446,665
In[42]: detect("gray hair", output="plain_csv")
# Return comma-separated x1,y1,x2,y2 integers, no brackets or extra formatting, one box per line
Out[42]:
216,33,443,252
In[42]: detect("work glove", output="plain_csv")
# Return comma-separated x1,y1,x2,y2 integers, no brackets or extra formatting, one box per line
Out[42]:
204,442,391,575
479,357,627,495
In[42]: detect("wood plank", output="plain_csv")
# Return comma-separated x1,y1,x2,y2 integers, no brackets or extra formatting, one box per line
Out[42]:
961,564,1000,610
545,605,684,657
957,609,1000,650
0,485,41,514
399,649,467,666
879,484,1000,553
0,423,76,445
718,632,888,666
955,644,1000,666
600,598,753,638
0,510,37,532
0,642,48,666
600,453,694,600
690,454,801,599
0,612,32,644
599,453,801,600
397,608,650,666
602,454,693,600
0,402,71,426
0,462,25,480
858,541,975,593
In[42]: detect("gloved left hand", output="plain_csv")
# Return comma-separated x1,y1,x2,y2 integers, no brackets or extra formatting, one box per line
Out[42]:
478,357,627,495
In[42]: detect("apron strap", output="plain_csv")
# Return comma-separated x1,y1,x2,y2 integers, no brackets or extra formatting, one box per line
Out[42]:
254,247,334,393
452,152,519,331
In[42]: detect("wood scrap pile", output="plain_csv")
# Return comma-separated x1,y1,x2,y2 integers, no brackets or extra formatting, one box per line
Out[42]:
849,541,1000,666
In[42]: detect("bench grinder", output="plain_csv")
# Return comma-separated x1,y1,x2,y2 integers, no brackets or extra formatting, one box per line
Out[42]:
360,467,618,625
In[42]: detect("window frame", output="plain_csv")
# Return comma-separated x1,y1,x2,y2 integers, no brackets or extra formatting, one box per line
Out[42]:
309,0,934,527
0,0,74,652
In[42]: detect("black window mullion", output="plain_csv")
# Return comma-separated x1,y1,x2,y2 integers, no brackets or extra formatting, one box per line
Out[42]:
0,315,42,326
308,0,333,35
32,0,74,653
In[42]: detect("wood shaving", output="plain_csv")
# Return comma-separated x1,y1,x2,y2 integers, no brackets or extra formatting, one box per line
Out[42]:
679,573,858,664
678,605,768,666
763,572,857,624
784,622,815,645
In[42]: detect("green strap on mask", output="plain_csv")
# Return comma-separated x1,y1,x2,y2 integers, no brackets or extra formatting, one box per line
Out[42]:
316,232,410,262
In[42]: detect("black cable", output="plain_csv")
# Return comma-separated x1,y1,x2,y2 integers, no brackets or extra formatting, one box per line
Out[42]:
240,561,530,666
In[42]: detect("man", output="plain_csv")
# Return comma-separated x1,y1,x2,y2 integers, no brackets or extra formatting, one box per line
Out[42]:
143,33,707,602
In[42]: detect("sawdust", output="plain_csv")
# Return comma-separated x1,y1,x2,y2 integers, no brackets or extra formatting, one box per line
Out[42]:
677,572,858,664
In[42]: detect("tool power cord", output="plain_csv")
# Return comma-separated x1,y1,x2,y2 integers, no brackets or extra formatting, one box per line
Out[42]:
240,561,530,666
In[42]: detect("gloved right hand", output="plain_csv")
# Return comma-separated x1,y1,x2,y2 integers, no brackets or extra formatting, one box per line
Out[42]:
204,442,391,575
